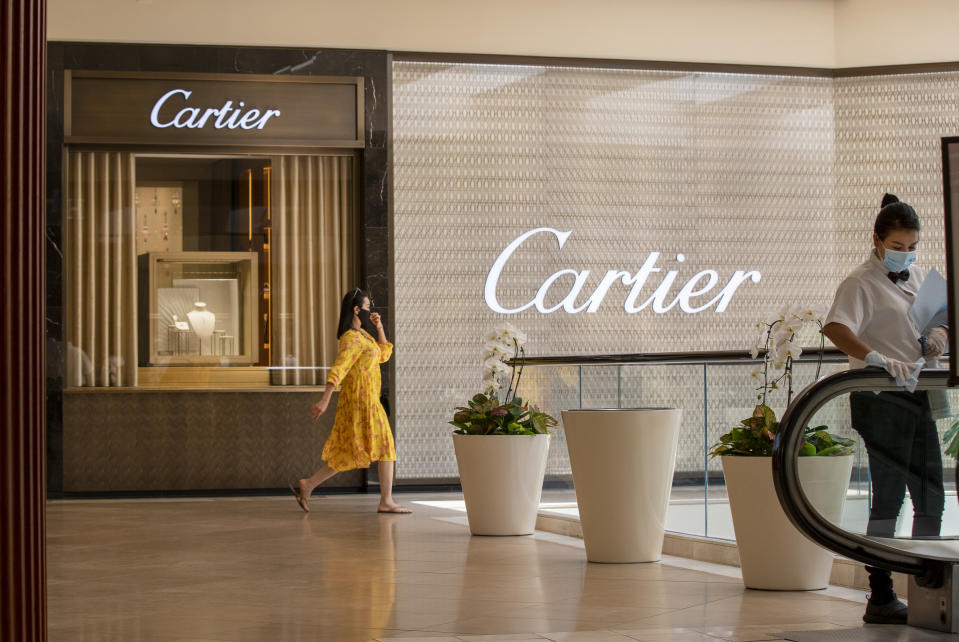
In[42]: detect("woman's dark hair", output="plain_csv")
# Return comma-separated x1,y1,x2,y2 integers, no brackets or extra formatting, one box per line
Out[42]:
337,288,369,338
874,193,920,240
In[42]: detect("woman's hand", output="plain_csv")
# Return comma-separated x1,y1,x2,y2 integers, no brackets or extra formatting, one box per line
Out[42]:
370,312,383,329
865,351,923,390
925,326,948,359
311,398,330,419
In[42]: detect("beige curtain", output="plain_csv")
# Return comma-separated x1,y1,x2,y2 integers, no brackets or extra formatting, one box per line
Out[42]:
272,155,356,385
65,151,137,387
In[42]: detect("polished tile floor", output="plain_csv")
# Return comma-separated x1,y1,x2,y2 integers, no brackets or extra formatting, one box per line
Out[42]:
48,491,876,641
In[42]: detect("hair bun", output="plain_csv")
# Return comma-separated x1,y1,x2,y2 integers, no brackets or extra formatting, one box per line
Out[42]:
881,193,900,207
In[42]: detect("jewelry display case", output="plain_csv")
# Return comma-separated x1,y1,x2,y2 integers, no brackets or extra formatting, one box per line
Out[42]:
139,251,259,365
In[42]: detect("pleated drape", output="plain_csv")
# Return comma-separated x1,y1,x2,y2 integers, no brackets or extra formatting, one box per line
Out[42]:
65,151,138,387
273,155,356,385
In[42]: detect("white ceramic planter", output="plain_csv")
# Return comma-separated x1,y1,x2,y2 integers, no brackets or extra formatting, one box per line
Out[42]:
452,433,550,536
562,408,682,563
722,455,853,590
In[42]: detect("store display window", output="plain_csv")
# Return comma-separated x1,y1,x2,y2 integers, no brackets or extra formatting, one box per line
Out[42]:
62,72,363,388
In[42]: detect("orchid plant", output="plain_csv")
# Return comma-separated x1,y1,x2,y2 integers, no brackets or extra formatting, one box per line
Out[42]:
481,323,528,401
711,304,854,458
748,303,829,408
450,324,556,436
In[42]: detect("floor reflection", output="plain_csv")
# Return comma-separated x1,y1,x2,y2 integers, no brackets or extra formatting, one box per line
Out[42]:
47,491,871,641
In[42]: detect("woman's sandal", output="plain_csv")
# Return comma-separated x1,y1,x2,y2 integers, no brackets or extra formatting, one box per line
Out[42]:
288,482,309,513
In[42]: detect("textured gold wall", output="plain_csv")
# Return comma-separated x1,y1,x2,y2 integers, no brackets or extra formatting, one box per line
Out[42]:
392,62,959,480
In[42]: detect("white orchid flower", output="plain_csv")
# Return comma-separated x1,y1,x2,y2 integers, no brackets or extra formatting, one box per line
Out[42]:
770,329,793,350
482,371,504,393
782,342,802,359
484,379,503,393
767,342,782,365
754,326,770,345
778,303,799,321
487,331,505,344
750,346,760,359
498,323,527,346
484,340,511,357
780,319,801,336
749,364,764,380
484,359,511,377
483,357,502,372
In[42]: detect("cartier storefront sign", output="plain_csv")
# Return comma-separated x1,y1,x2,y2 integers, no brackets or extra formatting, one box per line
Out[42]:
65,71,364,148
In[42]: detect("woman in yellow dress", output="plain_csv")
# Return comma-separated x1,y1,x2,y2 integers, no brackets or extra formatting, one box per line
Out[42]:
290,289,411,514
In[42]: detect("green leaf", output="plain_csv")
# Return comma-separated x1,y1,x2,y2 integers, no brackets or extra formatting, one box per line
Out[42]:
813,430,835,448
801,442,817,457
451,389,556,435
944,420,959,459
816,444,848,457
753,404,776,425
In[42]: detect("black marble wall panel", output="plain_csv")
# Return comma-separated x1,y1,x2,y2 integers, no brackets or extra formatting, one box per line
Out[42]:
46,44,392,493
63,391,362,492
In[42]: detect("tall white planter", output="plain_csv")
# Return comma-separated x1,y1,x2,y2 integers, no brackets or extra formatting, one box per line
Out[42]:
452,433,550,536
562,408,682,563
722,455,853,590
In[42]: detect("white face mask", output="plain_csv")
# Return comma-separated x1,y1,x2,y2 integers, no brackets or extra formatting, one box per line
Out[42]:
881,247,917,273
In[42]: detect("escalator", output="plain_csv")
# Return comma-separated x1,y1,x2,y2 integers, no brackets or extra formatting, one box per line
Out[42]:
773,368,959,636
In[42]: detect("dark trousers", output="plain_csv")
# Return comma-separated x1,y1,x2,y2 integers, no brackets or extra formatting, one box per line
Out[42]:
850,391,945,601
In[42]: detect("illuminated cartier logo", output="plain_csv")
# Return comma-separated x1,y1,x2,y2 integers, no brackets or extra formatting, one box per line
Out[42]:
149,89,282,130
484,227,762,315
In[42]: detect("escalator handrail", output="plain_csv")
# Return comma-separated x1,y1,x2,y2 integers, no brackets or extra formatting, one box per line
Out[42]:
772,368,952,576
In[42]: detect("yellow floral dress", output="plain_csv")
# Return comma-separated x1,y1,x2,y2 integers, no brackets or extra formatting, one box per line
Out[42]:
322,329,395,471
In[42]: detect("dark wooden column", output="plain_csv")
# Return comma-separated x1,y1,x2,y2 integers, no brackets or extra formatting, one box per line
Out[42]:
1,0,47,640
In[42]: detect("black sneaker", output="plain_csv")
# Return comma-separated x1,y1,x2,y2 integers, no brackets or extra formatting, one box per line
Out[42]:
863,596,908,624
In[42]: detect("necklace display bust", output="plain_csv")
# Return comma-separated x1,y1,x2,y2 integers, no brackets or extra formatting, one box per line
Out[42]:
187,301,215,338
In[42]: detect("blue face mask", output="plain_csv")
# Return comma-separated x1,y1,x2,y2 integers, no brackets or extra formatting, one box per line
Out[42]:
882,248,917,273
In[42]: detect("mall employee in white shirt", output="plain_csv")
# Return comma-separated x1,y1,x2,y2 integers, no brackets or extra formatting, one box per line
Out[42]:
823,193,947,625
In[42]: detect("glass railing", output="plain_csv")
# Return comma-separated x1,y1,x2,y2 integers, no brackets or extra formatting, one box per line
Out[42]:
514,351,959,541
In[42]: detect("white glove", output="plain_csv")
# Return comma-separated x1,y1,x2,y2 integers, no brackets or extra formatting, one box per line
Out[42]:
925,327,948,360
865,351,925,392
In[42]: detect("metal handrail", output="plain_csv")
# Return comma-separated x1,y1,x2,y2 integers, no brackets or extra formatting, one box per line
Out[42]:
773,368,953,577
510,347,847,367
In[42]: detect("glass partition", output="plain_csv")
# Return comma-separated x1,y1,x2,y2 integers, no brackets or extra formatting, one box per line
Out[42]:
518,359,959,541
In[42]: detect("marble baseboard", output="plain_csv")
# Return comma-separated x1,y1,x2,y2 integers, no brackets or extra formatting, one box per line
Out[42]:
535,510,908,594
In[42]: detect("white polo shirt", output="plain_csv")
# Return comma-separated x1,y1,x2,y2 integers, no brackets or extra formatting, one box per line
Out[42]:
825,252,924,369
